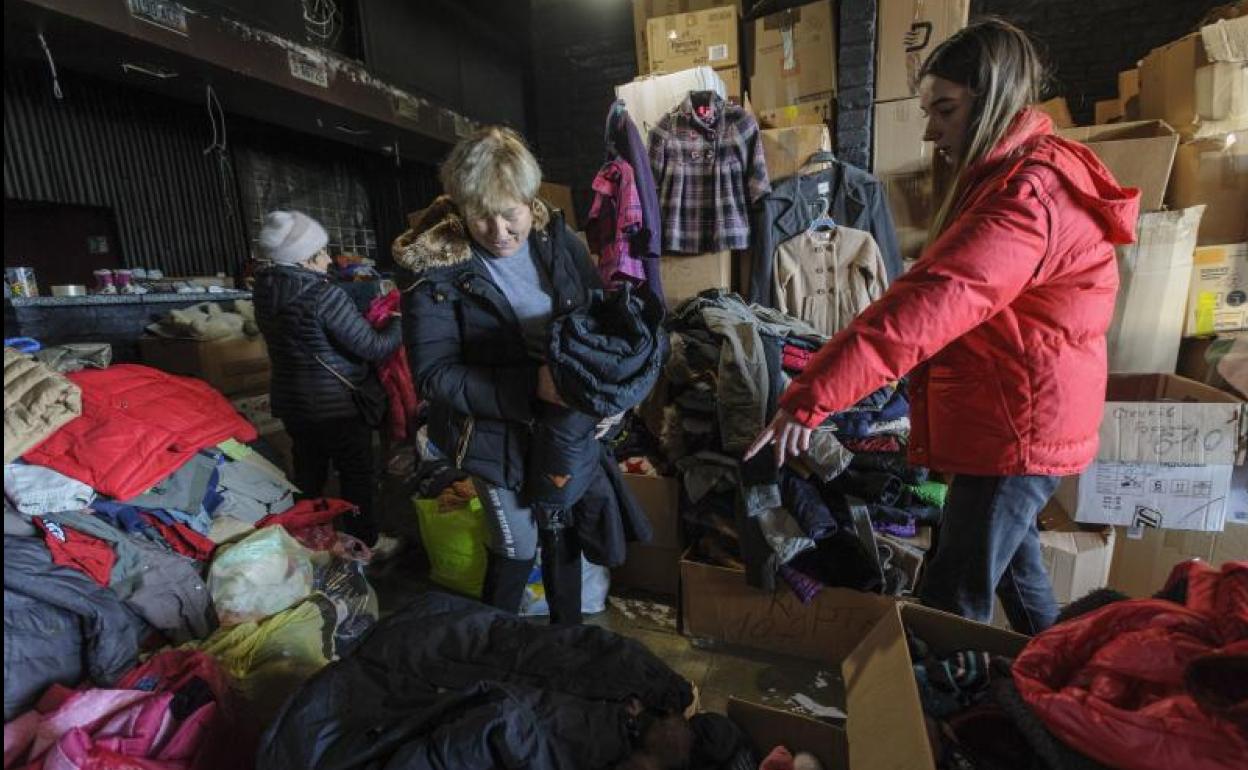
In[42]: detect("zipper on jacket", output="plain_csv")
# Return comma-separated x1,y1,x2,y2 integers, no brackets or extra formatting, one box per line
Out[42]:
454,414,475,469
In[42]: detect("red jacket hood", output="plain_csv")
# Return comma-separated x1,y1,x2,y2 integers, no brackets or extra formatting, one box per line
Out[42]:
966,108,1140,244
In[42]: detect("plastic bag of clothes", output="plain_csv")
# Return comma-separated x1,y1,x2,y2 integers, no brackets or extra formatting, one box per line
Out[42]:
208,526,313,626
414,495,488,597
519,556,610,616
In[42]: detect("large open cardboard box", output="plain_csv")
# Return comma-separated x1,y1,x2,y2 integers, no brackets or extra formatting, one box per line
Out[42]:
727,698,847,769
680,551,895,664
614,474,684,595
139,333,269,397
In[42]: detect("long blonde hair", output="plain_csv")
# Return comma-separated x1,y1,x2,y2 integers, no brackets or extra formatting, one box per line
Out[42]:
922,18,1047,241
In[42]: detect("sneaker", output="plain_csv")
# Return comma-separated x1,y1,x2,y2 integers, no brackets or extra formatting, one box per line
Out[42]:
370,534,405,561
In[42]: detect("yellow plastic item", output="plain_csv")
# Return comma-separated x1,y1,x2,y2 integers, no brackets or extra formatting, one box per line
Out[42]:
413,495,487,597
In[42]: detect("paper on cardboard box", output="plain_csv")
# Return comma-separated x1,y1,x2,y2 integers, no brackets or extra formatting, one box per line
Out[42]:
660,251,731,306
1168,130,1248,247
760,124,832,182
1108,207,1203,375
680,553,895,663
1186,243,1248,336
632,0,742,76
1200,15,1248,62
842,604,1027,770
872,97,929,176
616,66,728,136
755,99,834,129
1065,459,1233,531
1099,373,1246,466
876,0,970,102
1056,120,1179,211
646,6,739,73
750,0,838,110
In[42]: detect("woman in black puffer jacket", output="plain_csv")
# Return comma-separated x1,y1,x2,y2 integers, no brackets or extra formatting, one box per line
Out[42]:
252,210,402,555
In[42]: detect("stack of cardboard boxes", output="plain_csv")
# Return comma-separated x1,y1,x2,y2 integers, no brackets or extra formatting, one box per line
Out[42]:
871,0,971,264
634,0,744,101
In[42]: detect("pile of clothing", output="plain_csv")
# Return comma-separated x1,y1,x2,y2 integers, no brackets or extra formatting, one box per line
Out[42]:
145,300,259,340
3,346,382,767
653,291,943,601
910,560,1247,770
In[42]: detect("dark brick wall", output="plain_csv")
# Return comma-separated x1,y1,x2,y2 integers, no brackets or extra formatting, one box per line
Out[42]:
530,0,638,225
972,0,1228,124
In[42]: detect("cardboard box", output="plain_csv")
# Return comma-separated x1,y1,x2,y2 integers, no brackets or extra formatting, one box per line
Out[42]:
1108,207,1203,374
622,474,681,548
1140,17,1248,138
646,6,739,74
880,172,934,262
1037,96,1074,129
756,99,834,129
750,0,837,110
1095,98,1124,125
1178,332,1245,393
716,65,741,102
680,552,895,663
660,251,731,306
538,182,577,230
727,699,846,770
1108,515,1248,598
613,544,683,595
872,97,929,176
1119,69,1141,120
1200,15,1248,62
1168,130,1248,246
139,334,270,397
760,124,832,182
1060,373,1247,533
1056,120,1180,211
842,603,1028,770
632,0,742,76
876,0,970,102
1186,243,1248,336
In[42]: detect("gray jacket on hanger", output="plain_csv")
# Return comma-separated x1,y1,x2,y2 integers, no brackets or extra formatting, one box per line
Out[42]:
751,159,902,306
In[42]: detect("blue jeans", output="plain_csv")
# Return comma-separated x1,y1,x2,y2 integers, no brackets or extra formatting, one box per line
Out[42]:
919,475,1060,635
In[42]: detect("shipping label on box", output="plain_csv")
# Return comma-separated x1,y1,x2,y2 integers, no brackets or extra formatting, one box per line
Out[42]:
1186,243,1248,336
1064,462,1233,532
760,124,831,181
876,0,970,102
646,7,739,73
750,0,837,110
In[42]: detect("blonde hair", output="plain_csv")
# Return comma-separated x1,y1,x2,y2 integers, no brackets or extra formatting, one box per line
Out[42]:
921,18,1046,242
440,126,542,218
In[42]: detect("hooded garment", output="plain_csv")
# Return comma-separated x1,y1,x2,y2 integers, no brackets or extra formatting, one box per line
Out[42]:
780,109,1140,476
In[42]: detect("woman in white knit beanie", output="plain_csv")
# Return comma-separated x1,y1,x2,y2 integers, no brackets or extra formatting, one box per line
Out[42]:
252,210,404,559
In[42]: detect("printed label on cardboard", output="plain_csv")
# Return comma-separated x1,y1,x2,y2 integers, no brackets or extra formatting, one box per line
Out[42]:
1072,462,1232,532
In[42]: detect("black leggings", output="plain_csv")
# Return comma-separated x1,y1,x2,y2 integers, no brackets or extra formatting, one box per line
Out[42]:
285,418,378,544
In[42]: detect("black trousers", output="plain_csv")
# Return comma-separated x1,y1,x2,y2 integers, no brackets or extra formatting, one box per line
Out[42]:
285,417,378,544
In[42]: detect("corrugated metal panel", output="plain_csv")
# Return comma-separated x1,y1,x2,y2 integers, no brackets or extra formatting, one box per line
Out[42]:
3,64,248,276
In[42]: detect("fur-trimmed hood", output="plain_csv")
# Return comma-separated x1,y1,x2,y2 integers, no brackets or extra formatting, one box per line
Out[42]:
391,194,553,274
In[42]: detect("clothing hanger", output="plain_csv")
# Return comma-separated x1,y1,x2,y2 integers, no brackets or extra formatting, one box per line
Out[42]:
807,195,836,233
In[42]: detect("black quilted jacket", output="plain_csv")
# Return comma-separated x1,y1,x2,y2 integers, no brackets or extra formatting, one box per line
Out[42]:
253,265,401,422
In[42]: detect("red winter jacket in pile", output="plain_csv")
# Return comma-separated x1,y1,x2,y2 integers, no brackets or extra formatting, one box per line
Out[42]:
1013,560,1248,770
23,365,257,500
366,289,420,440
779,109,1140,476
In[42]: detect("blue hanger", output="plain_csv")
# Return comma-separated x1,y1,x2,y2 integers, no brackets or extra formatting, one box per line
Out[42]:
807,196,836,233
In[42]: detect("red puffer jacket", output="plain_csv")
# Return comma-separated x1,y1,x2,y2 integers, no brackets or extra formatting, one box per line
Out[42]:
780,109,1139,476
365,289,420,440
1013,561,1248,770
23,364,257,499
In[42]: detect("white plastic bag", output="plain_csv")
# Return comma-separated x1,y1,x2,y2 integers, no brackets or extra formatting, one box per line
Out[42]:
208,526,314,626
519,557,610,617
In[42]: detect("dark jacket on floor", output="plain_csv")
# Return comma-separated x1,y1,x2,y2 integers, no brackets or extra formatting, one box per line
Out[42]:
3,535,145,720
253,264,401,422
258,591,694,769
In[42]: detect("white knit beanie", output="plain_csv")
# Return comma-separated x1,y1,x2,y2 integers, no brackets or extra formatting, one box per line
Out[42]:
258,210,329,266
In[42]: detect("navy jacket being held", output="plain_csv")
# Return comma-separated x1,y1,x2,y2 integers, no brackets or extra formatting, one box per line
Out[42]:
253,265,401,422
